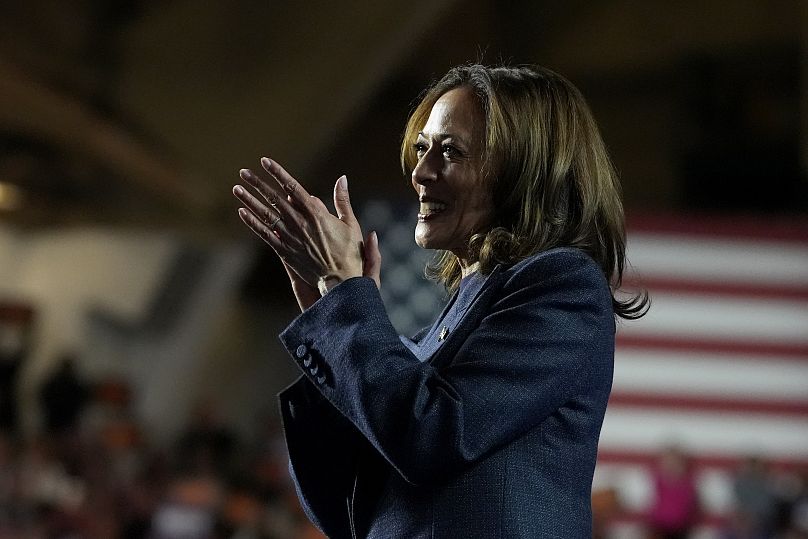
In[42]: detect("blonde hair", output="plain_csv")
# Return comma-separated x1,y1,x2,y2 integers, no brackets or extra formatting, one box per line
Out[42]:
401,65,647,319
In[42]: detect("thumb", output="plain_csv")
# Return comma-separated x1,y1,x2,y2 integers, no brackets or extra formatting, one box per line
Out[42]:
333,175,356,223
362,230,381,289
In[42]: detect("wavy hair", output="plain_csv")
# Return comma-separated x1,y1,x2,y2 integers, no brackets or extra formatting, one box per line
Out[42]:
401,64,648,319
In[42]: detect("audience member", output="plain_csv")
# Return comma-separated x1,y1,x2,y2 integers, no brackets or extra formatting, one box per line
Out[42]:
734,456,777,536
0,307,31,434
647,445,700,539
39,354,90,435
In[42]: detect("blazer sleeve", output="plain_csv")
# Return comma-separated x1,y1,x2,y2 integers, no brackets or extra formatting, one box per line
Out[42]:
279,249,615,486
278,376,359,538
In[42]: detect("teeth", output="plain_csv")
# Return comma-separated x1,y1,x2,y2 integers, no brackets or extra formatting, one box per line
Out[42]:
420,201,447,215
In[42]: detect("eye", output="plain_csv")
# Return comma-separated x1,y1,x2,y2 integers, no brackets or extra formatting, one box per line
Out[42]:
442,144,459,158
413,142,427,157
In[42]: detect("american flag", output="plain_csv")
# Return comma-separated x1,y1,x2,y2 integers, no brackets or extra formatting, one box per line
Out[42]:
598,215,808,538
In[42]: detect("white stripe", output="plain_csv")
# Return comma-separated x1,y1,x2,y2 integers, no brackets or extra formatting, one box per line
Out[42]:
626,234,808,286
617,292,808,344
613,350,808,401
599,409,808,459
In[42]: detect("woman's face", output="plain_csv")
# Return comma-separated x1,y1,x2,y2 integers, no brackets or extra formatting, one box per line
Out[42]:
411,86,491,259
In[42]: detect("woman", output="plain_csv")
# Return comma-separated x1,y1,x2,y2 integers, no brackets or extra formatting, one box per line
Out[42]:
232,65,646,538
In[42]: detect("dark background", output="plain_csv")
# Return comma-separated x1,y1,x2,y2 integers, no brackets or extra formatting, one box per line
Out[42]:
1,0,805,227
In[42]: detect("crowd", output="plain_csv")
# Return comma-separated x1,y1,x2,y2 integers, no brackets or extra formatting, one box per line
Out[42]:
0,361,324,539
1,357,806,538
721,456,808,539
641,449,808,539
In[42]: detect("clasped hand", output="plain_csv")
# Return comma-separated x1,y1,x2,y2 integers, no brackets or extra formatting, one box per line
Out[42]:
232,157,380,311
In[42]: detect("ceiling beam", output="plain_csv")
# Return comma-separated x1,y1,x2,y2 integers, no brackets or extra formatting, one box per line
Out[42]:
0,58,209,212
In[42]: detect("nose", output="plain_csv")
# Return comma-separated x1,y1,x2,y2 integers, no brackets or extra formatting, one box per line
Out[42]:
411,149,439,189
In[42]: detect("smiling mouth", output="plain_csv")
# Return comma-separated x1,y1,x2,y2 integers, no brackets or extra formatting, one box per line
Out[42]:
418,200,448,220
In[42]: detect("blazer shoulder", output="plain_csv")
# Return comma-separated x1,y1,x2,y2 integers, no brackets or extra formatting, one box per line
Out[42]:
498,247,615,332
504,247,608,288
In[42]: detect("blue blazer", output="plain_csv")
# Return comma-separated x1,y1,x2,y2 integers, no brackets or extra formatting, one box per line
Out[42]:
278,247,615,538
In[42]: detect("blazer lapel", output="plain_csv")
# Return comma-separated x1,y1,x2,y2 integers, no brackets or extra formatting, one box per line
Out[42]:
426,264,506,369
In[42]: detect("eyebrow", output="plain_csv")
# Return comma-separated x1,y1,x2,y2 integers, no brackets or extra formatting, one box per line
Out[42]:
417,131,469,145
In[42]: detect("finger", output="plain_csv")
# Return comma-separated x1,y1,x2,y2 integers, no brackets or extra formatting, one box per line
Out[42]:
238,169,304,230
362,230,381,289
232,185,285,232
260,157,313,211
238,168,280,206
333,175,356,224
237,207,287,255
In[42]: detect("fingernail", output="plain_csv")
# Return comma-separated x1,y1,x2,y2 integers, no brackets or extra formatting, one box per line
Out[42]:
261,157,272,168
338,175,347,190
239,169,250,179
233,185,244,195
371,230,378,243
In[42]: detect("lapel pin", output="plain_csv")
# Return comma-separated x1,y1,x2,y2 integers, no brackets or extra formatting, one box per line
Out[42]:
438,326,449,341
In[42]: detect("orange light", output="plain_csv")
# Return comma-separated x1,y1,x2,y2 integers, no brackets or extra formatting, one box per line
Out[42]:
0,182,22,211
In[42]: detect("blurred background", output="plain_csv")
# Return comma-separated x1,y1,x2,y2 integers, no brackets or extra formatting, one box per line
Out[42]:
0,1,807,538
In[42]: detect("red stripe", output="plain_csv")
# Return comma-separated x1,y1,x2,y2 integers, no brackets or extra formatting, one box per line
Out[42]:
616,334,808,360
597,449,808,471
608,391,808,417
627,212,808,244
624,276,808,302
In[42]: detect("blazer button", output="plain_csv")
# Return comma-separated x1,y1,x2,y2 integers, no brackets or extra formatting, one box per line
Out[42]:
295,344,308,359
316,374,326,385
309,364,319,375
303,356,313,368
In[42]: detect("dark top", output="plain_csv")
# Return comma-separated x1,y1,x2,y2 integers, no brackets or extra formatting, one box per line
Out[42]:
278,248,615,538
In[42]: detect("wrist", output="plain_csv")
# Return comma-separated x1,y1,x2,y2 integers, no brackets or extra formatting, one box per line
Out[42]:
317,265,364,296
317,276,343,296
